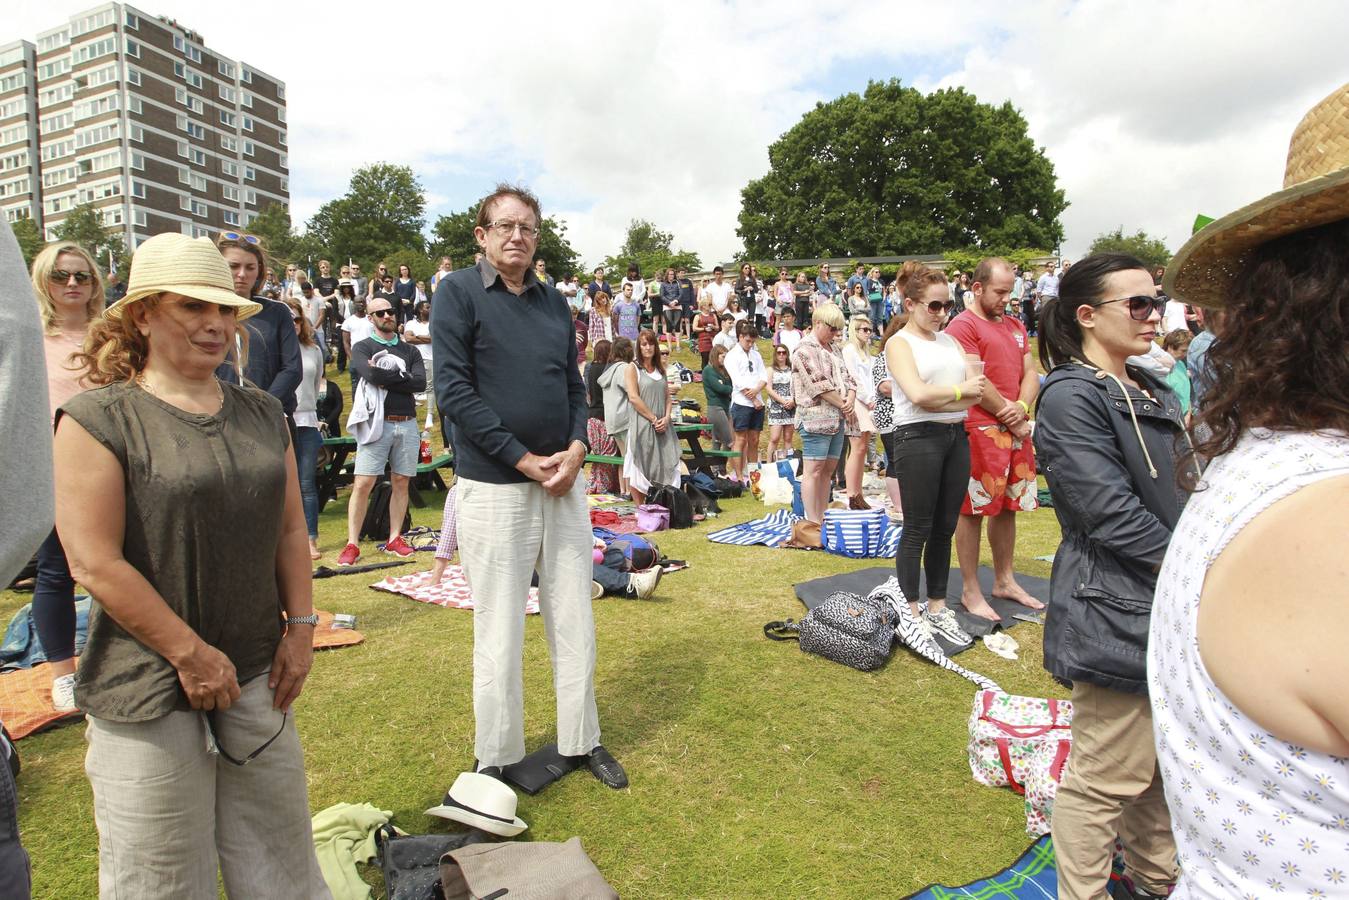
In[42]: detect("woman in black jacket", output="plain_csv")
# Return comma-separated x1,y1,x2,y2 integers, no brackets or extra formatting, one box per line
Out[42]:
1034,253,1188,900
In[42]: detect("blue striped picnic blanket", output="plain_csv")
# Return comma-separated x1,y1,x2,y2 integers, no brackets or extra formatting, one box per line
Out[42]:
903,835,1130,899
706,508,902,558
706,508,799,548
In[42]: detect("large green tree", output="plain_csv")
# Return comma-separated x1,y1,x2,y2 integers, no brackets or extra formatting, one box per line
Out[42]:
738,80,1066,259
248,202,300,262
52,203,130,275
603,218,701,280
428,206,581,277
305,163,427,268
10,217,44,268
1088,227,1171,269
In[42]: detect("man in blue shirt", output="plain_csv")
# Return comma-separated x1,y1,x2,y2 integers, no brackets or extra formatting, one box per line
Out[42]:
431,184,627,793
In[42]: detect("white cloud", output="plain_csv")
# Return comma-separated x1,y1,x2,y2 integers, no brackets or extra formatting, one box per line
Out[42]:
9,0,1349,266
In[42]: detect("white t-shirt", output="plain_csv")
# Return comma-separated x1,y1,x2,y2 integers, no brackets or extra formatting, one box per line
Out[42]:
303,294,324,329
712,331,737,352
403,319,433,364
775,328,802,356
342,315,375,346
1162,299,1188,335
890,331,967,427
705,280,734,313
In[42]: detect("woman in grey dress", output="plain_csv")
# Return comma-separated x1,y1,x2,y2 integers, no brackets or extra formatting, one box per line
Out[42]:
622,329,681,503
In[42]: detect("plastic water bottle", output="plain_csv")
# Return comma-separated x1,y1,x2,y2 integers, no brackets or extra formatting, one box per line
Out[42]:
419,430,432,464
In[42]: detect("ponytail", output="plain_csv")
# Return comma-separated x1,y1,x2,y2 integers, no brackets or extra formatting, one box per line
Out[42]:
1038,251,1150,371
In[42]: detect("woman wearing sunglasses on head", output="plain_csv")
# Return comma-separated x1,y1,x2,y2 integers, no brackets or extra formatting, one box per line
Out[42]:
1035,253,1186,900
884,268,986,643
214,232,302,439
52,234,328,898
31,242,105,712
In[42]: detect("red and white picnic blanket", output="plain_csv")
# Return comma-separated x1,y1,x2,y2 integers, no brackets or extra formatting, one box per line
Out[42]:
370,567,541,615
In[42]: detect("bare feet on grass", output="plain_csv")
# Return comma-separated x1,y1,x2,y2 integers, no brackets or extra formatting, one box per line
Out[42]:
961,591,1003,622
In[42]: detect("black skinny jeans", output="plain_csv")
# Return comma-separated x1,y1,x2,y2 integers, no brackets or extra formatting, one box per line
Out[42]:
892,421,970,604
32,528,77,663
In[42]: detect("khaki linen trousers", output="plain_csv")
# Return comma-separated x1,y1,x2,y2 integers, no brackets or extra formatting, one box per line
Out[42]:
1051,681,1178,899
457,475,601,767
84,675,330,899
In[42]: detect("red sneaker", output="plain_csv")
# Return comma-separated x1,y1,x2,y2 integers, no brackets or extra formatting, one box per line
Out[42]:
337,543,360,567
384,535,414,558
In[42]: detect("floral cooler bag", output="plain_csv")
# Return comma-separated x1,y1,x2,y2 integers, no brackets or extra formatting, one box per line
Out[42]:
967,689,1073,835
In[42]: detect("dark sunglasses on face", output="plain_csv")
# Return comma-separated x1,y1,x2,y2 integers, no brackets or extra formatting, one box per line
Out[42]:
924,300,955,314
49,269,93,284
219,231,262,245
292,316,303,323
1098,294,1166,321
371,309,395,318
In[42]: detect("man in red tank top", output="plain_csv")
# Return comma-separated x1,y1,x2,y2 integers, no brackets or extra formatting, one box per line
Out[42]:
943,258,1044,620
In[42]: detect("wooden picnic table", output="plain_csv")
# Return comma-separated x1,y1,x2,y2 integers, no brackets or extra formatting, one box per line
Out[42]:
317,434,453,511
674,422,738,474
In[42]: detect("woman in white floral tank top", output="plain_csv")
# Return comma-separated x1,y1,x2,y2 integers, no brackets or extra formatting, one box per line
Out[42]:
1149,82,1349,900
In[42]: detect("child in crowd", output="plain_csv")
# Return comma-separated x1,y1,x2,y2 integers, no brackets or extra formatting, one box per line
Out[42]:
764,345,796,461
773,308,802,356
712,313,737,352
694,296,719,368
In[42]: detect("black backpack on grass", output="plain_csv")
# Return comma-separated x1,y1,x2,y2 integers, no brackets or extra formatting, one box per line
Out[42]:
360,479,413,541
646,483,693,529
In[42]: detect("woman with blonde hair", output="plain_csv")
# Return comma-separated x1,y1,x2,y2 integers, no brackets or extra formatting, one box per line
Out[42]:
841,313,877,506
285,298,325,560
31,241,106,711
55,233,328,898
790,302,856,522
588,290,613,345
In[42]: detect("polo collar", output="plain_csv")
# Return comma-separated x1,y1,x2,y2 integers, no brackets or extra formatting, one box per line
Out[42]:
477,258,543,292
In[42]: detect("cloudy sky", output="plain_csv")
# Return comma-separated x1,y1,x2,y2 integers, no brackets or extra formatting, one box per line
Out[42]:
11,0,1349,268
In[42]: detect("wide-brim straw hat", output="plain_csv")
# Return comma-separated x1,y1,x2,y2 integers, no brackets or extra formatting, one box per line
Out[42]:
105,233,263,320
1165,81,1349,308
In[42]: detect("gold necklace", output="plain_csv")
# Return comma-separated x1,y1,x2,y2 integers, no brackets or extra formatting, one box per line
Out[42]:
136,372,224,414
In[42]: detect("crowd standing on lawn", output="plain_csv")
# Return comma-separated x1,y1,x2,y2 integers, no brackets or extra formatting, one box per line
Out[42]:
5,81,1349,900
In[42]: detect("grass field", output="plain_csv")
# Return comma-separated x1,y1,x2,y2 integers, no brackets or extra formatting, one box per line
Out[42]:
5,336,1067,898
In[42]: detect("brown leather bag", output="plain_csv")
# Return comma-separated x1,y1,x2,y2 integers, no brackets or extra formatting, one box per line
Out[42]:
784,519,822,549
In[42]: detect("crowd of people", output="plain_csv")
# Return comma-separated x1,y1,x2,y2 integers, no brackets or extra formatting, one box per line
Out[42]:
4,81,1347,900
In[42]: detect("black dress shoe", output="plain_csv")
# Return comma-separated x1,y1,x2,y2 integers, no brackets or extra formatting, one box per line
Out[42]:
472,760,504,781
582,745,627,789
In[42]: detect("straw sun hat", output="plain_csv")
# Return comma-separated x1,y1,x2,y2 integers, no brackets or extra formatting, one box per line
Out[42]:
105,233,263,321
1164,82,1349,308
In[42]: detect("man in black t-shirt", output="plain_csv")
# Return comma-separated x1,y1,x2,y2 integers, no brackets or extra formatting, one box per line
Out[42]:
312,259,340,359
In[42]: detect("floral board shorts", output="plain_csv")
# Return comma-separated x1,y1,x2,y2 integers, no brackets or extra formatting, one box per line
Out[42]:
961,423,1039,516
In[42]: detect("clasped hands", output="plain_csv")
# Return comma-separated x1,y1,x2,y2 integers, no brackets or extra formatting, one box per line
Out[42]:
995,400,1032,439
516,443,586,496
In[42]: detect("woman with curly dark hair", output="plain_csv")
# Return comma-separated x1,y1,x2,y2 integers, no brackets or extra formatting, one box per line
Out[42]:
1146,83,1349,900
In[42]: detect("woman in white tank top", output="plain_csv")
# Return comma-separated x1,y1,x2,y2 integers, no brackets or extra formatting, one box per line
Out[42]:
1148,84,1349,900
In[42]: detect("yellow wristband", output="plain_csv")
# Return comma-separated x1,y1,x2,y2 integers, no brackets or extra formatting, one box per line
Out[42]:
953,385,962,402
1016,400,1030,415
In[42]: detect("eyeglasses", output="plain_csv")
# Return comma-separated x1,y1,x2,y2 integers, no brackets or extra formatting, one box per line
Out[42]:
49,269,93,284
204,707,288,767
924,300,955,314
219,231,262,245
1098,295,1166,321
370,309,396,318
485,219,540,239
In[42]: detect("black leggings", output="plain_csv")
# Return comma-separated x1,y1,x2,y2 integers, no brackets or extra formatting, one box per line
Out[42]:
892,421,969,603
700,350,710,368
32,529,76,663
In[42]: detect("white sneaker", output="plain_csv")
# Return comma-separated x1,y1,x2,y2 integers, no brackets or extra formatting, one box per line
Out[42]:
591,580,603,600
924,608,974,646
51,673,77,712
627,567,661,599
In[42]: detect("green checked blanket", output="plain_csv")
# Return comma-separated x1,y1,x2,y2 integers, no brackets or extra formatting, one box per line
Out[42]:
903,836,1129,899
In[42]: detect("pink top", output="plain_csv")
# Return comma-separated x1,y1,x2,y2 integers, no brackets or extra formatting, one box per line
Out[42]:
44,330,91,423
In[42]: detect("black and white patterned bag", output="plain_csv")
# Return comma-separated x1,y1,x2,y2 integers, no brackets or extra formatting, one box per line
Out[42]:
764,590,895,671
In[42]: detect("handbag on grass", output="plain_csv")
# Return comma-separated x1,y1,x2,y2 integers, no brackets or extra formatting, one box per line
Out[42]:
820,507,891,558
764,590,895,671
374,825,488,900
634,504,669,532
967,689,1073,793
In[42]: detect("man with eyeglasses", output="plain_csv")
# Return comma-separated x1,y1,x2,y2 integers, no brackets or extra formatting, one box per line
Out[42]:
350,263,367,301
944,257,1043,621
431,183,628,793
338,297,425,567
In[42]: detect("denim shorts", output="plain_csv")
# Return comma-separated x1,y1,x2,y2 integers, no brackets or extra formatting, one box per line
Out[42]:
799,427,844,460
730,403,765,432
354,417,419,477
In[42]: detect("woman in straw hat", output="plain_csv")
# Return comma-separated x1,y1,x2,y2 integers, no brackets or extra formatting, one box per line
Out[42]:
1145,83,1349,900
30,241,105,712
52,233,329,898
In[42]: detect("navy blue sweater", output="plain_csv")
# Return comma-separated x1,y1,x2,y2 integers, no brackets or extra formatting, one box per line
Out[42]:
431,260,588,483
